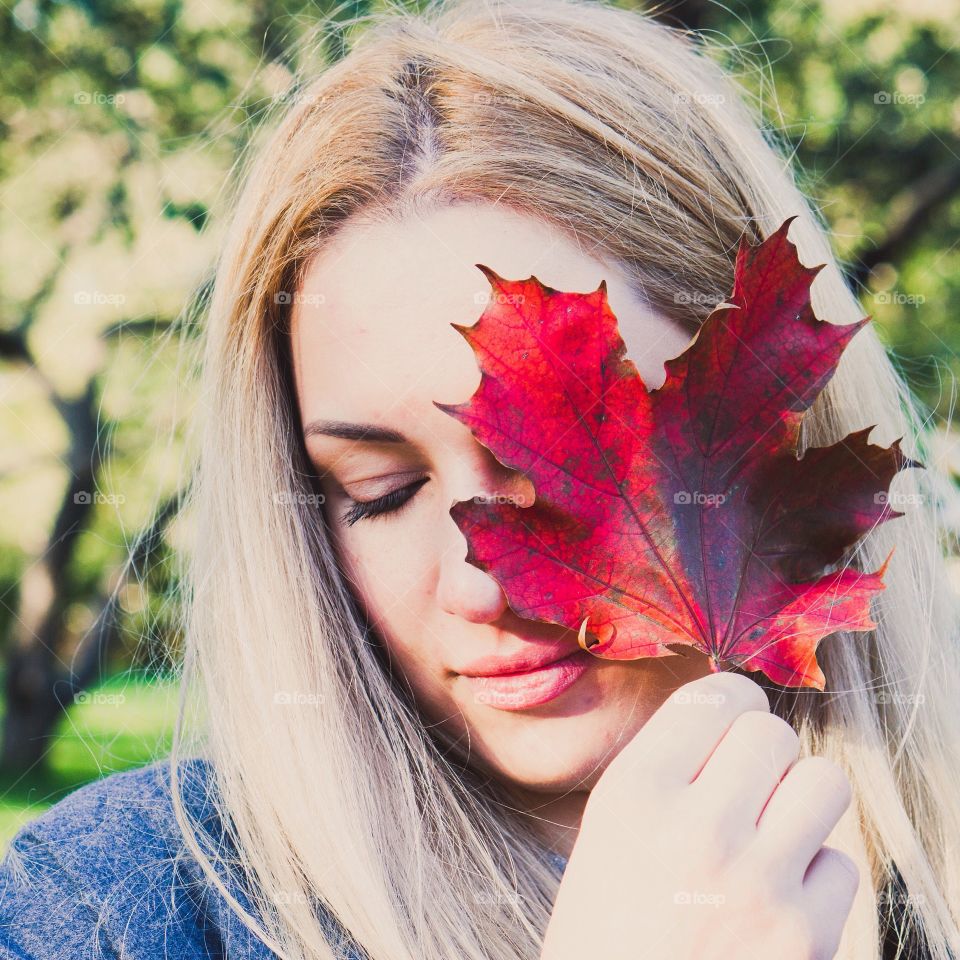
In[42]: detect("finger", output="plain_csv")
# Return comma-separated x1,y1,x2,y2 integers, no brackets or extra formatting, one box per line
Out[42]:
688,709,801,831
619,671,771,787
755,756,853,883
802,846,860,956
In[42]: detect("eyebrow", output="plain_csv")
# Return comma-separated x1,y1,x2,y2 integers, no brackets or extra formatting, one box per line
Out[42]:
302,418,409,444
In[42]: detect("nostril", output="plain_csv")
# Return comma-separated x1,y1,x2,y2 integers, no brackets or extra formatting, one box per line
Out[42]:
435,558,510,624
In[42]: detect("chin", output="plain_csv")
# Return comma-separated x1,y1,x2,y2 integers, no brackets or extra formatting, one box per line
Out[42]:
476,708,643,793
508,763,607,795
492,748,613,795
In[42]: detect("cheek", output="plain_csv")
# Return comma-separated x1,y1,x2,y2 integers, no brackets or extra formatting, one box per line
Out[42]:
328,523,454,713
332,521,436,631
334,517,458,711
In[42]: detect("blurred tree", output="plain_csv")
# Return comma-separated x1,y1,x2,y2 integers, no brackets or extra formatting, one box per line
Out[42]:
664,0,960,408
0,0,377,774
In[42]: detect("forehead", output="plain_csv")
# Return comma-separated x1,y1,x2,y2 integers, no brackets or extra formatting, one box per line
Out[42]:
288,202,687,431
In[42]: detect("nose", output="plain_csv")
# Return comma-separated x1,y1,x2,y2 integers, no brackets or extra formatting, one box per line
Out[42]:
437,468,533,623
436,541,509,623
437,442,533,623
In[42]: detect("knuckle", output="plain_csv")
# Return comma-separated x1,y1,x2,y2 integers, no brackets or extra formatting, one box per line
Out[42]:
698,825,741,869
717,713,802,773
733,866,771,905
769,712,802,747
589,749,669,812
688,670,770,713
730,881,817,955
669,671,769,713
737,846,787,896
729,709,799,750
686,800,748,864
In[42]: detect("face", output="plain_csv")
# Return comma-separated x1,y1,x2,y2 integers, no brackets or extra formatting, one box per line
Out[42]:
289,202,713,847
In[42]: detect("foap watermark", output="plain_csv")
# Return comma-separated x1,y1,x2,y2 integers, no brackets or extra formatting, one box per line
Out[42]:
874,90,925,107
74,290,126,306
273,490,325,507
473,290,526,307
271,888,313,905
874,491,925,507
673,890,726,907
675,92,726,106
473,689,519,708
73,490,126,505
274,291,326,306
472,92,525,107
74,90,126,106
674,291,727,306
471,493,532,507
874,290,925,306
875,690,926,706
74,690,126,706
673,689,727,706
272,89,325,107
273,690,325,706
674,490,726,507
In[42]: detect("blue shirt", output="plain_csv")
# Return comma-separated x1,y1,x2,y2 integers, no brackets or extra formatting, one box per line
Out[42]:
0,758,309,959
0,758,567,960
0,758,932,959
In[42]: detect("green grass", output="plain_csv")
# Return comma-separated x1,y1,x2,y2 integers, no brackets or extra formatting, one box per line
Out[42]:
0,671,180,849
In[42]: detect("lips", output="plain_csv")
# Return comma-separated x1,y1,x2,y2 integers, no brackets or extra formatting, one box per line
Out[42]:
460,647,594,711
457,639,580,678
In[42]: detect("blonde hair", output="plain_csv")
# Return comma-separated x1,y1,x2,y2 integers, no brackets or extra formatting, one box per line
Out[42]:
165,1,960,958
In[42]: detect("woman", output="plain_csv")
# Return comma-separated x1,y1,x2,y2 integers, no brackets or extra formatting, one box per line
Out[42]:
2,0,959,958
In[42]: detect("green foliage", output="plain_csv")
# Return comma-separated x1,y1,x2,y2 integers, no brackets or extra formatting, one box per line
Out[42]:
0,671,178,845
682,0,960,415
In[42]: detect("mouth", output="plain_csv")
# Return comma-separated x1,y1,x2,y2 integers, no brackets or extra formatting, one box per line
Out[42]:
462,648,593,711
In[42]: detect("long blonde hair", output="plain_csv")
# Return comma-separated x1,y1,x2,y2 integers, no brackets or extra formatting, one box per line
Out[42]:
166,1,960,957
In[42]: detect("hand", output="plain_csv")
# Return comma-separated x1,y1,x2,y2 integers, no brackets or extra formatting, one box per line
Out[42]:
540,671,859,960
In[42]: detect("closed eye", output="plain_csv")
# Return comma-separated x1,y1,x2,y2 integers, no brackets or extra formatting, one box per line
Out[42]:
340,476,430,526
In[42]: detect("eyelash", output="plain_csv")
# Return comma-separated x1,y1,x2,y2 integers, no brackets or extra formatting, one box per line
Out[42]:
340,476,430,527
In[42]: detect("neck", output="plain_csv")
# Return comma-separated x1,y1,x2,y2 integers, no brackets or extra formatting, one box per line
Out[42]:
507,785,589,860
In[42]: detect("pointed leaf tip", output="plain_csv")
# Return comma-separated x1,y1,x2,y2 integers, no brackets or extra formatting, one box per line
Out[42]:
475,263,500,283
779,213,800,235
875,546,896,579
432,399,465,418
890,436,925,472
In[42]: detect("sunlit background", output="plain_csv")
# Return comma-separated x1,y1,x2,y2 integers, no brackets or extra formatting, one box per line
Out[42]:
1,0,959,848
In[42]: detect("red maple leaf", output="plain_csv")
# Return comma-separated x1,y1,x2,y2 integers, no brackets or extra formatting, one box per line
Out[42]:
433,216,921,690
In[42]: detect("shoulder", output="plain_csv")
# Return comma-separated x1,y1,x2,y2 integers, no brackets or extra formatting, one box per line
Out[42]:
0,758,276,960
4,756,205,860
